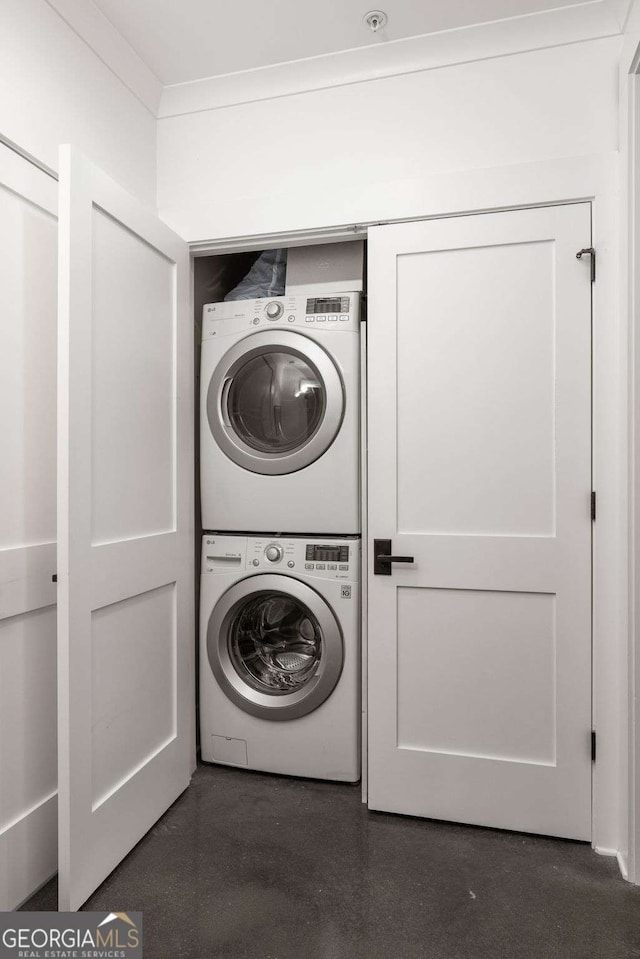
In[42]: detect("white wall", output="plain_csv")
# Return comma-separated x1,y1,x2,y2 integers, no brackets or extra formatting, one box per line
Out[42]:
157,36,621,241
1,0,157,207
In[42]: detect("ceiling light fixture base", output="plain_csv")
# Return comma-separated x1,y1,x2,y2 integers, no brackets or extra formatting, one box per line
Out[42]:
364,10,388,33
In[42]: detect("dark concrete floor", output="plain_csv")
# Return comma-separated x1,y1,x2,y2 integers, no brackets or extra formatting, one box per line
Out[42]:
22,763,640,958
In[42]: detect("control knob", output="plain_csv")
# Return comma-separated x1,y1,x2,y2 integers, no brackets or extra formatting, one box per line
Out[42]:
265,544,283,563
265,301,284,320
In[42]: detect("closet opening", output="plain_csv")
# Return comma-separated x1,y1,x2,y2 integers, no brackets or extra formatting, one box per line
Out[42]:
192,239,367,769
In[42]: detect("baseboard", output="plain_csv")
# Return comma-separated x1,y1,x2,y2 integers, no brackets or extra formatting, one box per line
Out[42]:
593,844,633,882
594,844,617,858
617,850,630,881
14,869,57,911
0,792,57,910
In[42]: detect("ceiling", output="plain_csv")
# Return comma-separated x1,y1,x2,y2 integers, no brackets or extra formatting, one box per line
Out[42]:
89,0,626,87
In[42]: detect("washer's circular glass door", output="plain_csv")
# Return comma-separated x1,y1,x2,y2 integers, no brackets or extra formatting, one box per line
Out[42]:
207,575,344,721
207,331,345,475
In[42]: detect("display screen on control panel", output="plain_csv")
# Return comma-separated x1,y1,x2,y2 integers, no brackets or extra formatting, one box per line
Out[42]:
305,545,349,562
305,296,350,314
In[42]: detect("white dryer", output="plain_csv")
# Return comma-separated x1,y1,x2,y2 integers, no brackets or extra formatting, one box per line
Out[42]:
200,293,360,534
199,534,360,782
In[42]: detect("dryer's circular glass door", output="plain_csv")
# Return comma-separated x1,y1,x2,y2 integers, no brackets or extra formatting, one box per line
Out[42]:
207,331,345,475
228,352,324,454
207,574,344,721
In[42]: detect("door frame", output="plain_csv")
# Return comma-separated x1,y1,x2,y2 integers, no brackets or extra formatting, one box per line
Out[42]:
621,31,640,886
191,151,622,867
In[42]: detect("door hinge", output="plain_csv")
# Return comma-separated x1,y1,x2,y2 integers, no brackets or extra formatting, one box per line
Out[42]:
591,730,597,762
591,491,596,522
576,247,596,283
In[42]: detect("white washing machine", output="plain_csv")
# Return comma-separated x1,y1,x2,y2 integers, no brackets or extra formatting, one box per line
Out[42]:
200,293,360,534
199,534,360,782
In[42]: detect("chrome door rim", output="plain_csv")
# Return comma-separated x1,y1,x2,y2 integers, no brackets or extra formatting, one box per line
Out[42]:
207,574,344,721
206,330,345,476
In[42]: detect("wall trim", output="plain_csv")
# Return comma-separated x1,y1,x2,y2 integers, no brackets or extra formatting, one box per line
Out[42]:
0,140,58,210
44,0,162,116
608,0,637,30
159,3,622,117
40,0,630,121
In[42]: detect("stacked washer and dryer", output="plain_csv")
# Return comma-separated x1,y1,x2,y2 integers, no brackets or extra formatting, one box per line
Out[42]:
199,286,362,782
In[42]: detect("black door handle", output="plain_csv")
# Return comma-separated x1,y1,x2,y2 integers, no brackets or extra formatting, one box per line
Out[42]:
376,555,414,563
374,539,415,575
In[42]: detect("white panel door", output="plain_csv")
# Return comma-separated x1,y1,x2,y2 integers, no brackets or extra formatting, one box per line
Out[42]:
57,146,194,910
0,145,58,910
367,204,592,840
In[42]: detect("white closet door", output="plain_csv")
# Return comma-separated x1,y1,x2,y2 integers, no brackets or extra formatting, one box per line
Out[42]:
367,204,592,840
57,146,194,911
0,146,58,910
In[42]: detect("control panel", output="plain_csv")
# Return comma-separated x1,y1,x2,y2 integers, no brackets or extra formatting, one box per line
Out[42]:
202,292,360,341
202,535,359,582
